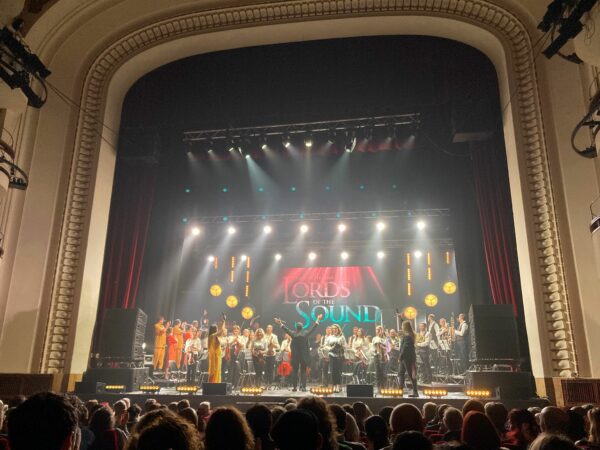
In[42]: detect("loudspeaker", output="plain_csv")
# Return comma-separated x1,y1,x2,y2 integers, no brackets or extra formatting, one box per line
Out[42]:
469,304,519,363
77,367,149,392
202,382,231,395
100,308,147,360
346,384,374,398
466,370,535,399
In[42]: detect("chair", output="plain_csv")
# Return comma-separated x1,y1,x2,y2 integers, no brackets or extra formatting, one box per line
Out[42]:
238,350,256,387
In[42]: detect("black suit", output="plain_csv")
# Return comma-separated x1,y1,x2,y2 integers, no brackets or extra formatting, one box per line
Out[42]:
280,322,319,389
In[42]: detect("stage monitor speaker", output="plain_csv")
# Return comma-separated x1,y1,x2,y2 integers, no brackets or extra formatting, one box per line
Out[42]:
202,382,231,395
99,308,147,360
466,370,535,399
346,384,374,398
469,304,519,363
77,367,149,392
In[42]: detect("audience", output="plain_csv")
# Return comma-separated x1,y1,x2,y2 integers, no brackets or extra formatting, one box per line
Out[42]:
461,411,506,450
272,409,322,450
246,404,275,450
505,408,540,449
204,406,254,450
10,390,600,450
364,415,389,450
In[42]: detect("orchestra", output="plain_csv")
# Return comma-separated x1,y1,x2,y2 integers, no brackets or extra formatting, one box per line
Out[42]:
152,311,470,393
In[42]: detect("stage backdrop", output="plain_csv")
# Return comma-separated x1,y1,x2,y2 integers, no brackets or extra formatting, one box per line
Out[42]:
175,249,461,335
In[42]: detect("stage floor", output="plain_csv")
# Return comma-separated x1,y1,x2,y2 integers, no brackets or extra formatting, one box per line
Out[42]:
76,385,550,412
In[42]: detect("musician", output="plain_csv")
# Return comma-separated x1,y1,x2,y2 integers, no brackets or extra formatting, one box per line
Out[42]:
274,314,322,392
455,313,469,372
264,324,281,386
219,325,229,381
153,316,167,370
319,326,332,385
227,325,246,385
247,330,256,349
415,322,432,384
372,325,388,390
251,328,267,384
325,324,346,392
427,314,440,373
191,320,199,333
309,332,322,381
387,329,401,372
399,321,419,397
348,327,359,347
173,319,184,371
207,313,226,383
277,333,293,385
166,327,177,378
351,328,368,382
185,329,202,383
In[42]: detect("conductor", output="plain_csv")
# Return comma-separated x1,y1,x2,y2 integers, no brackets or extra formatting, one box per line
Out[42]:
274,314,322,392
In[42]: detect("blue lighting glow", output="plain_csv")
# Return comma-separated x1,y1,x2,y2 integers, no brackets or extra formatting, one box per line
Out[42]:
223,216,229,222
184,188,191,193
325,185,331,191
359,185,366,191
258,187,265,192
222,187,228,193
392,184,398,189
290,186,297,192
182,217,188,223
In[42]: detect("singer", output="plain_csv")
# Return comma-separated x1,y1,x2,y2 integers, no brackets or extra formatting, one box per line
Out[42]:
207,313,226,383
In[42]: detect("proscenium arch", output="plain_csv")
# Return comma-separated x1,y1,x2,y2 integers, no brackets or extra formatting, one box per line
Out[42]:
40,1,581,383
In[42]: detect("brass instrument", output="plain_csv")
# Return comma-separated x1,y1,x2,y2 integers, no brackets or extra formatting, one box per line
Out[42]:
450,313,456,342
416,333,425,344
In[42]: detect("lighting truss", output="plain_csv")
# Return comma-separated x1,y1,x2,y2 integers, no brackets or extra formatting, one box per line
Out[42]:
186,208,449,224
182,113,420,146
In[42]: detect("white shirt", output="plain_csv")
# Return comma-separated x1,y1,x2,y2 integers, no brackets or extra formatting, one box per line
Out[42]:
428,321,440,349
280,339,291,353
371,335,387,352
351,336,367,352
324,335,346,357
416,331,431,348
185,337,202,353
264,333,280,352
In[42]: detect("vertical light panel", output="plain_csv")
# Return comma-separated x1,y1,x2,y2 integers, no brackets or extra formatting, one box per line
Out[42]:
245,257,251,297
230,256,235,283
213,256,219,270
445,251,451,265
427,252,432,281
406,252,412,297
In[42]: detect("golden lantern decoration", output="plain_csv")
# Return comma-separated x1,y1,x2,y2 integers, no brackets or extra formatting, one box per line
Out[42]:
424,294,438,307
403,306,417,320
209,284,222,297
442,281,457,295
226,295,239,308
241,306,254,320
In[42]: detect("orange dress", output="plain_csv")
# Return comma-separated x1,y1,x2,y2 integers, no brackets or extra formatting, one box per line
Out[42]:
208,333,222,382
167,335,177,363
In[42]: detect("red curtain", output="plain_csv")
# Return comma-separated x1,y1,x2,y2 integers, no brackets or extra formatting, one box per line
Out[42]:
94,156,158,347
471,140,520,315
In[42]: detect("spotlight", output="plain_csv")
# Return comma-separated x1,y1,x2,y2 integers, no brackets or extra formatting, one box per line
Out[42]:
245,153,251,159
260,137,268,150
423,388,448,398
191,227,201,236
337,223,347,232
274,253,282,261
380,388,404,397
176,385,199,394
241,254,248,262
263,225,273,235
207,255,215,262
341,251,349,261
300,224,309,234
305,135,313,148
227,226,237,235
377,251,386,259
308,252,317,261
465,389,492,399
414,250,423,259
310,386,334,396
376,222,386,231
416,220,426,230
241,386,265,395
283,135,291,148
139,385,161,394
104,385,126,393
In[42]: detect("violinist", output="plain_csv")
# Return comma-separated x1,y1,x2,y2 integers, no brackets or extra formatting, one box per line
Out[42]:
251,328,267,384
372,326,388,390
227,325,245,384
264,324,281,386
185,329,202,383
416,322,432,384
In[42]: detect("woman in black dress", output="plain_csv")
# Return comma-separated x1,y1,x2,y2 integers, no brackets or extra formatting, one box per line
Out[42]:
399,320,419,397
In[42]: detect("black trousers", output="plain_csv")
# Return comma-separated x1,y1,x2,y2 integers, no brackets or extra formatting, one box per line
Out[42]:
253,356,266,384
330,356,343,385
291,358,308,389
456,339,468,372
265,355,276,385
417,349,432,383
186,359,198,383
320,359,330,385
399,359,418,392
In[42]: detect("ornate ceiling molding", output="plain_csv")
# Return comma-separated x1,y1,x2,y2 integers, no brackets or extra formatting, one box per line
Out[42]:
40,0,578,377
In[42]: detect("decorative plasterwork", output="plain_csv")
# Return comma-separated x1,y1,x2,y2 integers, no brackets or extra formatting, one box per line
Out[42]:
40,0,577,377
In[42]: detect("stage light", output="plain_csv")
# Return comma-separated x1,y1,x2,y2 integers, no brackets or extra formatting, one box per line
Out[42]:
337,223,347,232
416,220,426,230
263,225,272,235
227,226,237,235
139,385,161,394
176,385,199,394
423,388,448,398
245,153,251,159
241,386,265,395
465,389,492,399
191,227,201,236
274,253,282,261
222,187,228,193
184,188,191,193
341,251,349,260
283,135,291,148
305,136,313,148
290,186,296,192
376,221,386,231
104,385,126,393
310,386,334,396
241,254,248,262
142,342,146,350
308,252,317,261
414,250,423,258
207,255,215,262
377,251,386,259
300,224,309,234
380,388,404,397
260,137,268,150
